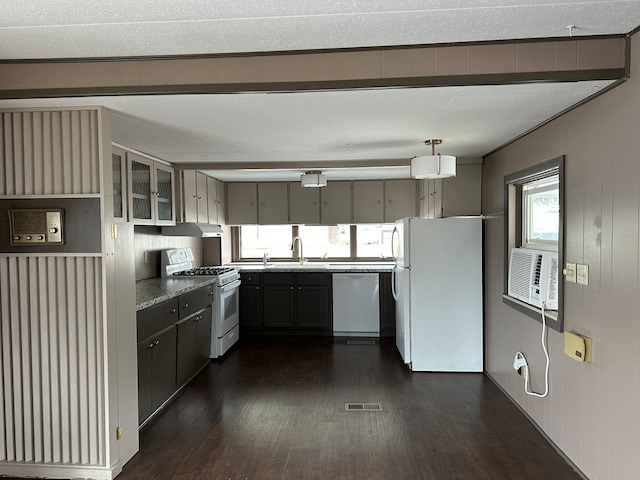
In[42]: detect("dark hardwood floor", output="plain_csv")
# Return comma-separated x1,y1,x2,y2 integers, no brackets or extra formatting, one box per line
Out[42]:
117,336,581,480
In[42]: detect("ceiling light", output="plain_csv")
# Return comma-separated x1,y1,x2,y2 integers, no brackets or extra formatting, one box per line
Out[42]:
410,139,456,179
301,170,327,187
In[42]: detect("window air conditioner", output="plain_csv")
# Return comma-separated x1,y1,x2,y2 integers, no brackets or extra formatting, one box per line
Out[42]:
508,248,558,310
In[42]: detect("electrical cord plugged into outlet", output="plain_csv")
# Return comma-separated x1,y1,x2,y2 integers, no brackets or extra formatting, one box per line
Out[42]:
513,352,528,376
513,302,550,398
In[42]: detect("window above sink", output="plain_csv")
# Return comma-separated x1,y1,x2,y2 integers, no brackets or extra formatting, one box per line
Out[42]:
236,224,395,262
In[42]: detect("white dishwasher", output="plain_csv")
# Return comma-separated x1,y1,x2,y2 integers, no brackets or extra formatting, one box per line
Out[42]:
332,273,380,337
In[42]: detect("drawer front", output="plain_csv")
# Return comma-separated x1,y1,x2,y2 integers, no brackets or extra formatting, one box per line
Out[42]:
137,298,180,341
241,273,261,286
263,272,295,286
297,272,330,286
179,284,214,319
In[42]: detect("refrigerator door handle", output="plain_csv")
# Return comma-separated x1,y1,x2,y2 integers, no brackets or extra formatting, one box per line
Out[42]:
391,226,398,263
391,265,398,301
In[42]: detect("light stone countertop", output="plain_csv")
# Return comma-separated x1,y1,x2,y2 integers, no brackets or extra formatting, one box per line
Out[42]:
227,262,395,273
136,277,216,311
136,263,394,310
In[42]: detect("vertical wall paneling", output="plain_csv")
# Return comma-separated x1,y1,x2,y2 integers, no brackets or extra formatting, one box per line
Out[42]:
483,31,640,480
11,114,22,195
51,112,63,195
0,256,104,466
0,109,101,195
42,112,53,195
0,114,6,194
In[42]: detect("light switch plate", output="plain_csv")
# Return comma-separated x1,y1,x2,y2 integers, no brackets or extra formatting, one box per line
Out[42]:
564,262,577,283
577,264,589,285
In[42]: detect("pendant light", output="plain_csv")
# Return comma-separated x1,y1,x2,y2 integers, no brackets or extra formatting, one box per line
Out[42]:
410,139,456,179
300,170,327,187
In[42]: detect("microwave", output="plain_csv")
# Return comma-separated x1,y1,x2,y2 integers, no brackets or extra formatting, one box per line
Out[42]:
8,208,64,246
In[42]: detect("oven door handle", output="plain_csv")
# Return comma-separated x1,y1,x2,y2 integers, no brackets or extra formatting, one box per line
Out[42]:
219,279,241,292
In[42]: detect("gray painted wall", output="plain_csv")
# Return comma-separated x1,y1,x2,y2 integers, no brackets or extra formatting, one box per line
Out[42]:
483,31,640,480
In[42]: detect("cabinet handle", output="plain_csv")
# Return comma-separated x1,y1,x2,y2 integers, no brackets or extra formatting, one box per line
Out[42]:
290,286,294,290
148,343,155,349
154,340,160,345
193,194,198,198
183,303,189,308
298,287,302,290
170,308,177,314
256,286,260,290
197,196,202,200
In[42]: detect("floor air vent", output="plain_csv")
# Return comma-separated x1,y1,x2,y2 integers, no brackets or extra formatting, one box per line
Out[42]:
346,340,377,345
345,403,382,411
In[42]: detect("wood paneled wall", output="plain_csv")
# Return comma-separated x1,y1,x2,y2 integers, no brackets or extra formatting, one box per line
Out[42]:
0,110,101,195
482,32,640,480
0,256,105,465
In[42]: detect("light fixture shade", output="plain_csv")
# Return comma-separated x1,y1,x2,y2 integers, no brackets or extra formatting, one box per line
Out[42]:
300,171,327,187
410,154,456,179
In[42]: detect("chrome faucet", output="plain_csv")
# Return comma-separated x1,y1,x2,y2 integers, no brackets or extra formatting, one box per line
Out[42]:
291,236,305,265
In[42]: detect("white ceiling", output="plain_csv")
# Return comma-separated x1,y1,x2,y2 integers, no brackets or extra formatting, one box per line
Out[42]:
1,1,639,181
3,1,640,59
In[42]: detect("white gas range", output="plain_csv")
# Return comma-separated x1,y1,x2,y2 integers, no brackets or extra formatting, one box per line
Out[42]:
161,248,241,358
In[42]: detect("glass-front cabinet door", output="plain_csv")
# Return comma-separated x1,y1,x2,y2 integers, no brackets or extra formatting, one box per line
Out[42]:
154,164,175,225
126,151,175,225
111,146,127,221
128,153,154,224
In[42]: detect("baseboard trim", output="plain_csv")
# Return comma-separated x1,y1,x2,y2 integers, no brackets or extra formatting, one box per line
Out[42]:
0,461,121,480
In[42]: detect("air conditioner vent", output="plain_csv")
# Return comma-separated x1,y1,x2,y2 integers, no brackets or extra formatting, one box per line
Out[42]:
532,254,543,287
509,249,534,300
548,257,559,303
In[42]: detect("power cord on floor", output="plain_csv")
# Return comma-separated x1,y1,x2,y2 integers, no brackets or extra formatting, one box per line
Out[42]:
514,302,550,398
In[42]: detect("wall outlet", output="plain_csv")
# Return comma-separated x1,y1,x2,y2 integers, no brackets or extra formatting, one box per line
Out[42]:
577,263,589,285
563,262,577,283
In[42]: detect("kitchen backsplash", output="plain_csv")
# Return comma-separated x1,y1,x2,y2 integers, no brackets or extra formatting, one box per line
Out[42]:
134,226,204,281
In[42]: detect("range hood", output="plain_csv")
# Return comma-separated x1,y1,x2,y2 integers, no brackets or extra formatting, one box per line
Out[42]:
161,223,224,237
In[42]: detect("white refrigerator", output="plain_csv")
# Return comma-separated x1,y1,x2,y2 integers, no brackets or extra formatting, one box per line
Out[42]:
391,217,483,372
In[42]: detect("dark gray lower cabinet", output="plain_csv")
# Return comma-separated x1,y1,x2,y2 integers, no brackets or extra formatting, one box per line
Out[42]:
137,325,177,424
379,272,396,336
263,285,296,328
297,276,331,329
137,284,214,425
176,305,212,385
240,272,332,335
239,273,262,329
